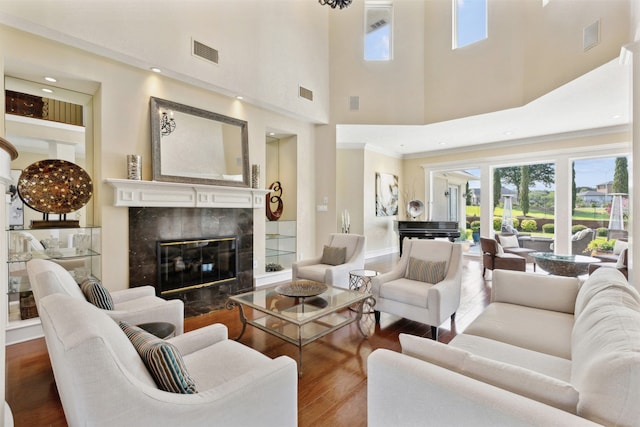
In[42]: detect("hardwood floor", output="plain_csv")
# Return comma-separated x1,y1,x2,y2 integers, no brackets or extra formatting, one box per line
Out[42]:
5,254,491,427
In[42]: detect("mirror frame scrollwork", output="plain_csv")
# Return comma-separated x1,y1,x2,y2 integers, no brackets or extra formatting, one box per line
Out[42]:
150,96,250,187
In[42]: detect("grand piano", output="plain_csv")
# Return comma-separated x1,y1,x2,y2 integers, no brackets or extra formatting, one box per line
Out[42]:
395,221,460,255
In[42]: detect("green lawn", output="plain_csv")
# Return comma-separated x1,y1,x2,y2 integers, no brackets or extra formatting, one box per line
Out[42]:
466,206,609,221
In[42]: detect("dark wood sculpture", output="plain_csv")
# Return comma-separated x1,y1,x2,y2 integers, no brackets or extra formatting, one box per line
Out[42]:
266,181,283,221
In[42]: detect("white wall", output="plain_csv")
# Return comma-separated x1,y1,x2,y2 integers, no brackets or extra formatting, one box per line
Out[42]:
0,0,330,124
0,24,318,288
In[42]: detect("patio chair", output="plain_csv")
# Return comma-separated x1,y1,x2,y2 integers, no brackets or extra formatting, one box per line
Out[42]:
480,237,526,277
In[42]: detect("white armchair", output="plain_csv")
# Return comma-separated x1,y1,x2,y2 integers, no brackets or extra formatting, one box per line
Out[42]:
38,293,298,427
27,258,185,335
371,239,463,340
292,233,366,288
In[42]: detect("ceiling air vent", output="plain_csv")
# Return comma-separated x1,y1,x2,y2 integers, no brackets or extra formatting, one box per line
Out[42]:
583,20,600,51
299,86,313,101
192,39,219,64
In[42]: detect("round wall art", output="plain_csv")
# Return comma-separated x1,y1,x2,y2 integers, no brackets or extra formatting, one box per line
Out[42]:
17,159,93,228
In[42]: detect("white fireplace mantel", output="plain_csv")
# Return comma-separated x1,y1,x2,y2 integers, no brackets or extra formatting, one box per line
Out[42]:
105,178,269,209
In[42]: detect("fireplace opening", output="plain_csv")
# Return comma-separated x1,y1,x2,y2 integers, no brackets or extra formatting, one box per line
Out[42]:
157,236,238,296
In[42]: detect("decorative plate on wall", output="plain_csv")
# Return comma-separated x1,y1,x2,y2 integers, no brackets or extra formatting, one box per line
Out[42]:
17,159,93,215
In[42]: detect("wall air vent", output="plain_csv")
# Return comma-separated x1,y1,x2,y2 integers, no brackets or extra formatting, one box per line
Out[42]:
192,39,219,64
368,19,387,33
349,96,360,111
583,19,600,51
299,86,313,101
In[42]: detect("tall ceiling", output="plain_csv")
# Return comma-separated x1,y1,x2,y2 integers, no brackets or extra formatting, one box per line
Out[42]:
337,55,631,157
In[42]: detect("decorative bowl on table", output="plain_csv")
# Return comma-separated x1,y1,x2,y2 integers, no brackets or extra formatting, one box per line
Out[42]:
275,280,328,298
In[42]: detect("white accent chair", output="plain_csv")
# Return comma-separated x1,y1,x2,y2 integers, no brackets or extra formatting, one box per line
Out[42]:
292,233,366,288
27,258,185,335
38,293,298,427
371,239,463,340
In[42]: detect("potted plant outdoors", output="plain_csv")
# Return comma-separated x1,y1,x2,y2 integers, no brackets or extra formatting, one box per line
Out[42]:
455,227,471,252
586,239,615,256
470,221,481,244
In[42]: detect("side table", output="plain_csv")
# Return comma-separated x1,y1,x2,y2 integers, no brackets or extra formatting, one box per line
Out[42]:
137,321,176,339
349,269,378,313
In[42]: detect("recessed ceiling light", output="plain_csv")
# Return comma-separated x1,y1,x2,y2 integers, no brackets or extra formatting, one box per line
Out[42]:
269,132,275,136
44,76,57,83
236,96,244,100
439,142,447,146
611,114,622,119
150,67,162,73
503,131,514,136
41,88,53,93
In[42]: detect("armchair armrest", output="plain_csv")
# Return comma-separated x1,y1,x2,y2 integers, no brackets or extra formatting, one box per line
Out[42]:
368,349,599,427
110,285,156,304
371,268,404,295
292,257,322,269
491,270,580,314
168,323,228,355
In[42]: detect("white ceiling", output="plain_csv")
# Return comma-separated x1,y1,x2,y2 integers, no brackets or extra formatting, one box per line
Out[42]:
337,56,631,158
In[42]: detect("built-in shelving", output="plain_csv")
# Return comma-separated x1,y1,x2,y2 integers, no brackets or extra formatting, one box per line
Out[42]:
6,226,101,345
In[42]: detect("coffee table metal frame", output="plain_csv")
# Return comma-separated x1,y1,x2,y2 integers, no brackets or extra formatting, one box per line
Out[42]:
227,284,375,375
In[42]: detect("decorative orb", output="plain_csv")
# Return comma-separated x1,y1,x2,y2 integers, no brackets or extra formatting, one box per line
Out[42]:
407,200,424,219
17,159,93,214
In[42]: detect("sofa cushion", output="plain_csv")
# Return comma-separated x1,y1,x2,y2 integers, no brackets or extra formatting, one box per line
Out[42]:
120,322,198,394
406,258,446,283
320,245,346,266
571,228,592,241
613,239,628,255
574,267,630,317
570,280,640,426
498,235,519,248
182,339,274,390
463,302,573,359
80,275,114,310
400,334,579,413
450,334,572,382
379,278,431,307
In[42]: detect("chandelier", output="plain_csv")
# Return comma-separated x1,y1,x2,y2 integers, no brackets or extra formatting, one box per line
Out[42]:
318,0,352,9
160,112,176,136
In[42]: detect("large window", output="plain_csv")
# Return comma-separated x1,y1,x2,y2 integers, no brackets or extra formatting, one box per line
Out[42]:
453,0,487,49
572,156,630,249
493,163,556,237
365,2,393,61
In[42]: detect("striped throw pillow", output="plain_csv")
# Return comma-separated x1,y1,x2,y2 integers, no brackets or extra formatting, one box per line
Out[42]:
120,322,198,394
406,258,447,284
80,275,114,310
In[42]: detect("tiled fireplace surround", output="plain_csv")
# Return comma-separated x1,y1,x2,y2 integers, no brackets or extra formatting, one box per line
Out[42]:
106,179,267,316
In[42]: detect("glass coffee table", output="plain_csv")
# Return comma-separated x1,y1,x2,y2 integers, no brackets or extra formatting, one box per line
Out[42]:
531,252,601,277
227,281,375,375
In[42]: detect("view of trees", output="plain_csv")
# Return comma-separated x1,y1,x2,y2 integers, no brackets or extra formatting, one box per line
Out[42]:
491,156,628,222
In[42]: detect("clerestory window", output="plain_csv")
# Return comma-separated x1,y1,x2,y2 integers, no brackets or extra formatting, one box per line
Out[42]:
364,1,393,61
453,0,487,49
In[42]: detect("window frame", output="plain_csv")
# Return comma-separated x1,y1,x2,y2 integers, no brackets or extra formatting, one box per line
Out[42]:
364,1,394,62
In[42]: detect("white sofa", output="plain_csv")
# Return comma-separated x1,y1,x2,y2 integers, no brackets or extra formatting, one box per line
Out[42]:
38,293,298,427
368,268,640,426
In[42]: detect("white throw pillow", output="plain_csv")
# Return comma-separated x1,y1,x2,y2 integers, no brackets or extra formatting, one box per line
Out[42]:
496,243,504,255
499,235,519,248
613,240,628,255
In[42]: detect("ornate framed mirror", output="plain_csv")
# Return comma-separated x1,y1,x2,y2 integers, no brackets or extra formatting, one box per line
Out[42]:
150,97,249,187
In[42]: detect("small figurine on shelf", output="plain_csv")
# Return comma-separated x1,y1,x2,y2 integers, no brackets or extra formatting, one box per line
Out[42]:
266,263,284,272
